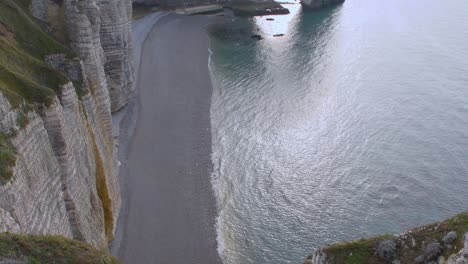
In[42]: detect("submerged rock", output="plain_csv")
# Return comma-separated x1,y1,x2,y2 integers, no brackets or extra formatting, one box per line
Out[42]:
251,34,263,40
226,0,290,17
301,0,345,9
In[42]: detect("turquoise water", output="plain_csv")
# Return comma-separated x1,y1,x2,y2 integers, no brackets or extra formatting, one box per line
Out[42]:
209,1,468,263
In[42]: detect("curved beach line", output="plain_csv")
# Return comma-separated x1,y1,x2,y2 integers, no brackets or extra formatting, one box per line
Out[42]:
112,13,223,264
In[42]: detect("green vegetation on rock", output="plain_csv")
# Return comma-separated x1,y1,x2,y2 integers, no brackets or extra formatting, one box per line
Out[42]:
0,133,16,185
0,233,120,264
323,235,393,264
0,0,75,107
318,212,468,264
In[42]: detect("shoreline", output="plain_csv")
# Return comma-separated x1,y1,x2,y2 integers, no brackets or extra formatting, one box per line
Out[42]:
207,48,226,262
110,12,167,257
111,13,222,263
109,12,167,257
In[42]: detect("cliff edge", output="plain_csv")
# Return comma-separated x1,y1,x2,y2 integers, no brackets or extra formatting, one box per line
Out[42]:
304,212,468,264
0,0,133,250
0,233,119,264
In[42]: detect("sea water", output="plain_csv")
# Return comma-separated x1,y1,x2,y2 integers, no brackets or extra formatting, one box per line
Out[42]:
209,0,468,263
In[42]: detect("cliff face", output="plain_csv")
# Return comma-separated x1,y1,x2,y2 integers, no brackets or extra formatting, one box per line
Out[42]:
30,0,134,112
0,0,133,249
300,0,344,9
304,212,468,264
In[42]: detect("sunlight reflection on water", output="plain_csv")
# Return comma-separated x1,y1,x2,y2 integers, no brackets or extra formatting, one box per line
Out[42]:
209,0,468,263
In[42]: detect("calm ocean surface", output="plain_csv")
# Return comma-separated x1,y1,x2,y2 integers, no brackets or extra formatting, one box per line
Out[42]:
208,1,468,263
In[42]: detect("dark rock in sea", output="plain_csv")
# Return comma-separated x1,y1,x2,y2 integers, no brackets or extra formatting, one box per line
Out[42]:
225,0,290,17
266,18,274,21
375,239,397,261
273,34,285,37
443,231,457,245
301,0,345,9
208,21,255,45
251,34,263,40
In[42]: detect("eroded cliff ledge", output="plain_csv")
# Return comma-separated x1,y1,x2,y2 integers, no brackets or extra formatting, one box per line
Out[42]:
0,0,133,250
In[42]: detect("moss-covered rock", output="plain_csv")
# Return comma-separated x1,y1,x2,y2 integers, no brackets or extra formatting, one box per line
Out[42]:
305,212,468,264
0,133,16,185
0,233,120,264
0,0,75,108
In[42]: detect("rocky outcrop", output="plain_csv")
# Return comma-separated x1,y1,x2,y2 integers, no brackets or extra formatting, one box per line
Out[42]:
303,212,468,264
0,233,120,263
97,0,134,112
31,0,134,112
0,0,132,249
301,0,344,9
0,83,119,248
304,250,327,264
0,96,73,239
446,234,468,264
226,0,290,17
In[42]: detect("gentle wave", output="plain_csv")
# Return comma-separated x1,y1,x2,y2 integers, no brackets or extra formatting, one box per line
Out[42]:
208,47,227,263
208,0,468,263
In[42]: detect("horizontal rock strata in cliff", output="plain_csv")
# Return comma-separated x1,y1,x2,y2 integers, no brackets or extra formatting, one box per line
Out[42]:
0,0,132,249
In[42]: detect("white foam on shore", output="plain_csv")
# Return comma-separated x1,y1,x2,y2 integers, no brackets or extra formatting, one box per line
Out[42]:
208,46,228,263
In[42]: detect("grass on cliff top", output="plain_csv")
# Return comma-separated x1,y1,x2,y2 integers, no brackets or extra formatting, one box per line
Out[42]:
0,0,71,59
0,233,121,264
322,212,468,264
0,0,75,107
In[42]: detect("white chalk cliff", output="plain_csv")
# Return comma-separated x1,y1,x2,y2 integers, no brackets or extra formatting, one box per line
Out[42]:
0,0,133,249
